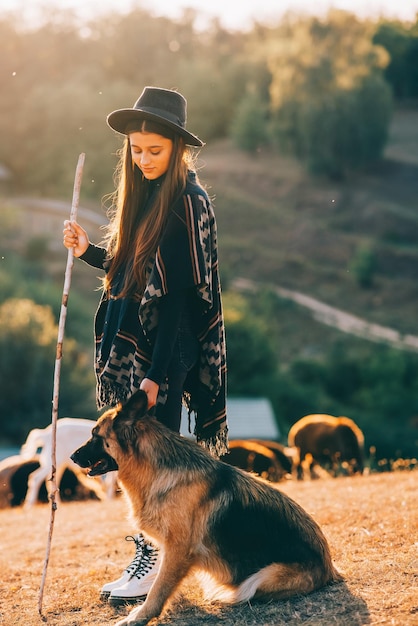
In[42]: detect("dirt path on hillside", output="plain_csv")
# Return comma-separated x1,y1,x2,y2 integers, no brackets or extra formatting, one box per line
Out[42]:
233,277,418,353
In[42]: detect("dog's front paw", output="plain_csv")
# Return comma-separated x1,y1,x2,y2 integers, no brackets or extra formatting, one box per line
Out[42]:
114,607,151,626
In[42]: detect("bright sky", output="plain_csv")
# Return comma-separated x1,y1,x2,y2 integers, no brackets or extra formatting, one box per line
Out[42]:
1,0,417,29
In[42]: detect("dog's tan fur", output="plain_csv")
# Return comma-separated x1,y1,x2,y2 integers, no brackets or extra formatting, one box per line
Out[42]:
71,391,342,626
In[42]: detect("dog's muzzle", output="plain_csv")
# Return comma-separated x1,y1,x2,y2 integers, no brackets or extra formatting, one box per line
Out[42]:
71,446,118,477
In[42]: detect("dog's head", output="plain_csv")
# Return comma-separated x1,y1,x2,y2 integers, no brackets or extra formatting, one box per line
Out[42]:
70,390,149,476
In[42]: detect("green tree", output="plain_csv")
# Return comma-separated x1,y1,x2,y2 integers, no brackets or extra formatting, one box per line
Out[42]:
264,10,393,178
0,298,95,445
223,292,278,397
349,243,377,288
374,19,418,99
230,91,269,153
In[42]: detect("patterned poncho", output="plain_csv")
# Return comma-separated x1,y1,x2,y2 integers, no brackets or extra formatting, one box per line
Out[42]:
92,174,228,457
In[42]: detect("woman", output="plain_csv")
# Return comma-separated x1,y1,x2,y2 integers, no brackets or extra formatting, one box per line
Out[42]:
63,86,228,605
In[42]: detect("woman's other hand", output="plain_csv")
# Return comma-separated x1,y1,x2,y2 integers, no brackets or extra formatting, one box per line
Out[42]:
140,378,159,409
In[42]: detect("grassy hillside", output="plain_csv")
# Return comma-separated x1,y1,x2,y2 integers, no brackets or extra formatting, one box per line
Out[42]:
3,107,416,344
201,107,418,339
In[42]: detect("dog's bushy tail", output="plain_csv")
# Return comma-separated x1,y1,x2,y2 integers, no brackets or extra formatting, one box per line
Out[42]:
198,561,341,605
235,563,317,602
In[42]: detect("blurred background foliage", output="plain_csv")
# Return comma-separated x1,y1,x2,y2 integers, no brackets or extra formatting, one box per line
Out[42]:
3,7,418,194
1,6,418,461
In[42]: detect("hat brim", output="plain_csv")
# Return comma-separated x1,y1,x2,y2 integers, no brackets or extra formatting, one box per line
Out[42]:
107,109,204,147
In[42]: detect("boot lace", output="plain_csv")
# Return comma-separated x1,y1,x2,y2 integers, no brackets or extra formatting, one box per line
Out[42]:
123,535,145,576
132,542,160,580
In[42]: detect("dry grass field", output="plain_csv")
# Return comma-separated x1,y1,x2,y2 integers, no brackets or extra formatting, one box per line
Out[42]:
0,469,417,626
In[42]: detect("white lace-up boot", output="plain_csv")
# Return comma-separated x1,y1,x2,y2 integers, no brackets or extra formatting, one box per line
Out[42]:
108,539,161,606
100,534,146,601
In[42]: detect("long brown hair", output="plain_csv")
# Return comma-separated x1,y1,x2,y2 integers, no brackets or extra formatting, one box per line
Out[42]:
102,120,198,298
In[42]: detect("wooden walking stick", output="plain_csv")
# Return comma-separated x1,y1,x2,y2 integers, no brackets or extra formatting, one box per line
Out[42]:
38,153,85,618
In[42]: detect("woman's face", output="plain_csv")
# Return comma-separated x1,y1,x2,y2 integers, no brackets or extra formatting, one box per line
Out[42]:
129,131,173,180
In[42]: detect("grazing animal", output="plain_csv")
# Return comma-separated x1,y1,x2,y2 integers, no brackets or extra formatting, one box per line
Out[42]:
0,456,42,508
20,418,118,507
288,414,365,480
71,390,342,626
223,440,290,482
249,439,295,476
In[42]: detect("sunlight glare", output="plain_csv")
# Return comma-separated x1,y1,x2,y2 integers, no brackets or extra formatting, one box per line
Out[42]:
0,0,417,30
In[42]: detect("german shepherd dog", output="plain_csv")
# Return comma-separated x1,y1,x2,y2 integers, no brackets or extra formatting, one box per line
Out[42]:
71,390,342,626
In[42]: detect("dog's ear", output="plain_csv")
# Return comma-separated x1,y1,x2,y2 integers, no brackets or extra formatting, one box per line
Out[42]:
113,390,149,427
124,389,149,419
112,390,149,450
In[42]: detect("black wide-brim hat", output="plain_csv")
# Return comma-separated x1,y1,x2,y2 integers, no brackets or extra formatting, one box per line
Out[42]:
107,86,204,147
